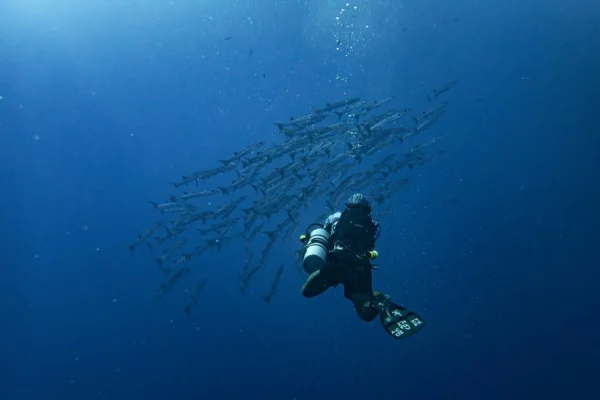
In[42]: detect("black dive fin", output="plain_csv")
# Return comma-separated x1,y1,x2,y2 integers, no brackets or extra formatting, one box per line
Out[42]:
375,296,426,339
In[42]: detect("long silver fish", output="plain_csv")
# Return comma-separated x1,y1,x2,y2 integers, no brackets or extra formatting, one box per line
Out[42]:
129,221,164,252
363,96,396,114
427,80,459,102
154,239,187,267
218,141,266,165
312,98,361,113
157,267,191,298
184,278,208,316
175,189,220,201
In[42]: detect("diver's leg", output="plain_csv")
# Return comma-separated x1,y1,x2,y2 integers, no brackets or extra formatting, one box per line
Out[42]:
339,261,427,337
343,265,379,322
301,268,334,298
348,292,379,322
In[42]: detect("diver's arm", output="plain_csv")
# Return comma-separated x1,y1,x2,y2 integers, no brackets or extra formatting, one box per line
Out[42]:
323,211,341,234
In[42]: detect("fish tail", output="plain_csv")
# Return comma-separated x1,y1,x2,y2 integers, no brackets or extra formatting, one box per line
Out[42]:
286,209,297,223
326,200,336,211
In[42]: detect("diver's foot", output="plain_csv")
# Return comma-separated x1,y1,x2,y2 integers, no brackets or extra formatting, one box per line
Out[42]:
375,296,426,339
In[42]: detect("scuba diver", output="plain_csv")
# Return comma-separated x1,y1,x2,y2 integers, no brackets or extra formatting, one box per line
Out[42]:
299,193,425,339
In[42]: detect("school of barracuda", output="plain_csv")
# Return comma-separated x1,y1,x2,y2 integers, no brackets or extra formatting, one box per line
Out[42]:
129,81,457,315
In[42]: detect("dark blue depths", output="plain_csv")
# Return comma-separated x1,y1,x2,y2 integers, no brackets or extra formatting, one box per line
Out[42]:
1,1,599,399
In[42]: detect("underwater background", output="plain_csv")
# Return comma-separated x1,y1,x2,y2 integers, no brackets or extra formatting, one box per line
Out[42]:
1,0,599,399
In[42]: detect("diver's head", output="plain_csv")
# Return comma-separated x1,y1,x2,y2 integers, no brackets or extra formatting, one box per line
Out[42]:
346,193,372,212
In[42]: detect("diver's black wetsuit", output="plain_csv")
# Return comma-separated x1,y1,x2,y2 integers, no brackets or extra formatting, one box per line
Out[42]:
301,241,378,322
300,193,427,339
301,196,380,322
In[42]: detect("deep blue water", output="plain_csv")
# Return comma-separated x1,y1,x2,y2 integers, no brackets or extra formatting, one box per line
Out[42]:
2,1,599,399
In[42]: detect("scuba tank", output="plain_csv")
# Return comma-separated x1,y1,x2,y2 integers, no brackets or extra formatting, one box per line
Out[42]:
299,223,331,274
